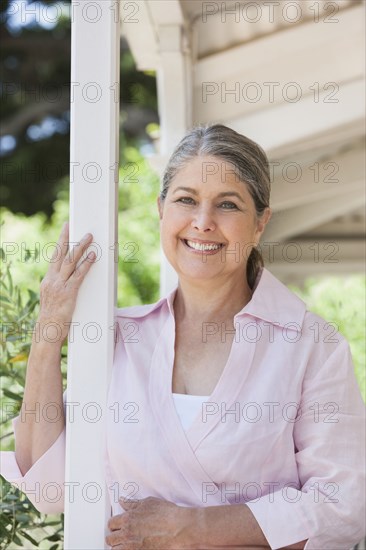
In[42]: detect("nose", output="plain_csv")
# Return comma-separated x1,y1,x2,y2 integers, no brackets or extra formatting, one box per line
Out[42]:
191,205,216,232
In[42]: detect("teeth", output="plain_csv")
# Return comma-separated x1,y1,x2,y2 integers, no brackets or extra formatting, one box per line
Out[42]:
186,240,222,251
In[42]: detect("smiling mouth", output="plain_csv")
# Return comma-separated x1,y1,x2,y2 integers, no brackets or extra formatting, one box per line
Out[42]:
182,239,224,253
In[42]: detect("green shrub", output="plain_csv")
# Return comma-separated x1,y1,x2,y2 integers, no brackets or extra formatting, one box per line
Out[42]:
289,276,365,402
0,263,64,550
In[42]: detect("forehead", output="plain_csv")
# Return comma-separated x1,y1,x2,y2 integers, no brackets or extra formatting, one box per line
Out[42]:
170,155,246,190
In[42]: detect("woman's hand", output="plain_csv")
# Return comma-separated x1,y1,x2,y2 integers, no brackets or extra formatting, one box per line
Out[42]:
105,496,196,549
105,498,276,549
37,222,96,346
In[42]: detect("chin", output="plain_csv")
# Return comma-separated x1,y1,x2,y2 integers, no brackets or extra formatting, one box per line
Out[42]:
176,267,223,282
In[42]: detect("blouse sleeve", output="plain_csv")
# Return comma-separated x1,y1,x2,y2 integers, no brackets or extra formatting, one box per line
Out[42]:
0,390,67,515
245,338,366,549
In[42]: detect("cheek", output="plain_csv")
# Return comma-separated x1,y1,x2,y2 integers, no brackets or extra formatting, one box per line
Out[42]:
160,218,180,247
161,209,187,232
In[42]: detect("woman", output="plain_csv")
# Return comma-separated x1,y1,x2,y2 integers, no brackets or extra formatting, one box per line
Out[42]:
1,124,365,549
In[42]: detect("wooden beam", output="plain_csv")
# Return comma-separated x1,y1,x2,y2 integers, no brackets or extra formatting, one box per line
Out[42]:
147,0,185,25
267,127,365,164
193,5,364,122
64,1,119,548
193,0,359,59
156,22,193,294
121,0,185,70
228,78,365,155
264,180,365,242
270,146,365,210
121,1,159,70
266,238,366,282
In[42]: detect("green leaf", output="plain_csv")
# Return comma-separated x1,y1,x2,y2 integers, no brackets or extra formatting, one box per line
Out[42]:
45,533,62,542
18,529,39,546
15,513,30,523
2,388,22,401
13,533,23,545
6,267,13,296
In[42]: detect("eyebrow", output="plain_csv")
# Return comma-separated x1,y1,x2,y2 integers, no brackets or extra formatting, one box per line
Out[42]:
172,186,246,203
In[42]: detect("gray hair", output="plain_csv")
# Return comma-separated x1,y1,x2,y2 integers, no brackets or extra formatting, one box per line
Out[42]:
160,123,271,289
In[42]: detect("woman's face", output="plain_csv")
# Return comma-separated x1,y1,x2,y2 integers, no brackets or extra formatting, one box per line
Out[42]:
157,155,271,284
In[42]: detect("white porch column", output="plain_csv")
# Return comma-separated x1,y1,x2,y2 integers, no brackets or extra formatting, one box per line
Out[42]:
157,23,192,294
64,1,120,548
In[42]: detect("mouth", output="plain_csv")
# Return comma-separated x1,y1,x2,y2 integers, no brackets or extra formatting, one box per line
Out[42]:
181,239,224,254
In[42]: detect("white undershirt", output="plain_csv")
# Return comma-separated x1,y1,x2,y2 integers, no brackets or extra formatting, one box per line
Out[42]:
172,393,209,431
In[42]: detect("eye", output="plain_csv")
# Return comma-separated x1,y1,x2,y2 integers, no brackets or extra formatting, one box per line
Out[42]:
176,197,195,204
219,201,238,210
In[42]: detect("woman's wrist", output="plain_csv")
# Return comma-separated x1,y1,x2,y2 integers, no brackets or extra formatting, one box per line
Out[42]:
174,505,209,549
176,504,270,549
32,315,67,350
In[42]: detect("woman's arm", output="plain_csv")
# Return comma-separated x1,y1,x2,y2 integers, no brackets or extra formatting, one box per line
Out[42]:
14,223,95,475
183,503,307,549
1,224,96,514
105,497,307,549
14,331,65,475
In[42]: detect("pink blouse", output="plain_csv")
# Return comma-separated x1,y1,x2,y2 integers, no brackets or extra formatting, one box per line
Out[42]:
1,267,365,549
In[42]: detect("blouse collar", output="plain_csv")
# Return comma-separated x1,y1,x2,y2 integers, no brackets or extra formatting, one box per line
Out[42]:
116,267,307,331
165,267,306,330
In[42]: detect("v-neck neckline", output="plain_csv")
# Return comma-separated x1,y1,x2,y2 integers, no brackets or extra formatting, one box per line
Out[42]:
148,309,258,505
151,308,257,451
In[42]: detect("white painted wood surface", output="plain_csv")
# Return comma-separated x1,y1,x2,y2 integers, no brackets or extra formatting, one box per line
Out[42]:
270,146,366,211
64,1,120,548
265,180,365,242
228,78,365,156
156,22,193,294
193,5,364,121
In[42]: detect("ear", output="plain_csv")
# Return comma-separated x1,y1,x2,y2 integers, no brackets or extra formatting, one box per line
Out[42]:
157,196,163,220
254,207,272,244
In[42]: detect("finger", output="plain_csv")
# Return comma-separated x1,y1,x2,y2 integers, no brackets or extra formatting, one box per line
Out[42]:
67,249,96,288
119,498,140,511
107,513,125,531
48,222,70,274
105,531,122,546
59,232,94,282
105,533,139,550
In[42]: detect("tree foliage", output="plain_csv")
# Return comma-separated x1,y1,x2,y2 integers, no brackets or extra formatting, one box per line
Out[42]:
1,0,158,216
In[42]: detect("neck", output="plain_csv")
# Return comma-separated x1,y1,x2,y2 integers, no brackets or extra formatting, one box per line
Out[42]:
172,273,253,325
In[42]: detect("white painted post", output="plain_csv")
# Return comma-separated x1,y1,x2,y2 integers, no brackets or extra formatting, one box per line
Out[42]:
157,23,192,294
64,1,120,548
